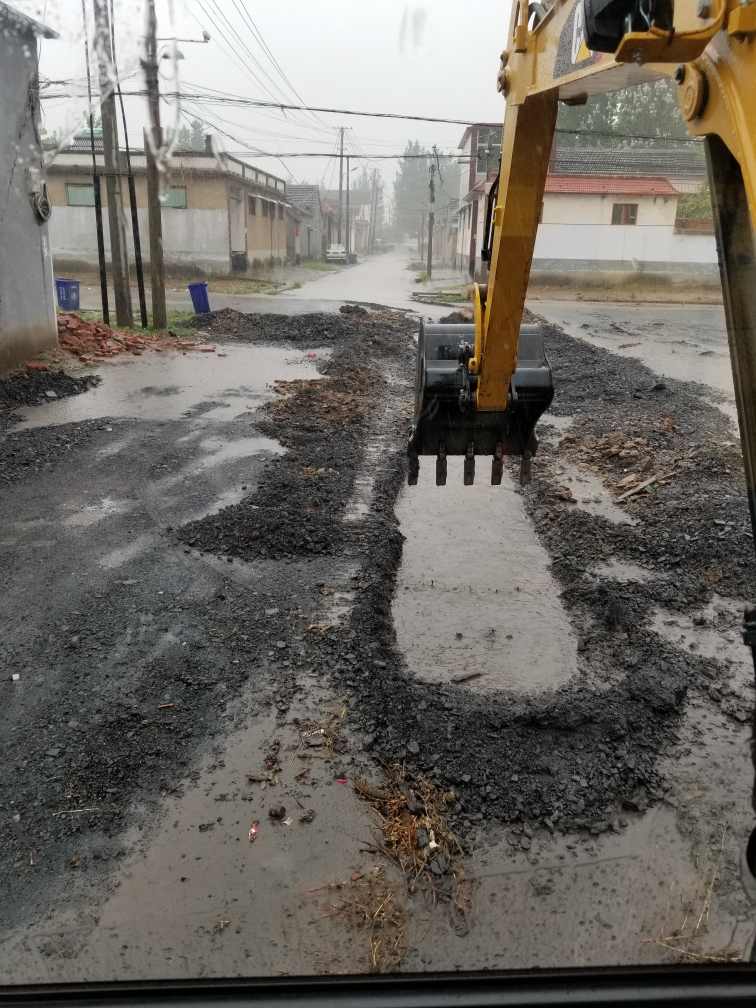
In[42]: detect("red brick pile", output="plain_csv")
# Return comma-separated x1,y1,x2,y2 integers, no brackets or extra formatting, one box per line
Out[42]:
56,313,215,362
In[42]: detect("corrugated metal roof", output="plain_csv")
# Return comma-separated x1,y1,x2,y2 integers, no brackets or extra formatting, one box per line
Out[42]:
554,148,705,176
545,174,680,195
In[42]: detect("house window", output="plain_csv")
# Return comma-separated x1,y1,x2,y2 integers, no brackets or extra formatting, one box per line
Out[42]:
611,203,637,225
163,186,187,208
248,195,256,214
261,200,269,217
66,183,95,206
278,204,284,219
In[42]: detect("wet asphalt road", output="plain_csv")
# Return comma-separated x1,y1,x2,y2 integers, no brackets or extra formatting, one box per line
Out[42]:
2,252,755,981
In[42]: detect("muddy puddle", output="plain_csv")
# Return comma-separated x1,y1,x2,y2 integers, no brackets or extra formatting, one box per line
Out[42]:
14,345,327,428
392,459,578,693
651,595,752,685
4,676,394,983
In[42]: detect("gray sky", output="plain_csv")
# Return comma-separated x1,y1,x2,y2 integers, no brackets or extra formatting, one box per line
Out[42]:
19,0,511,195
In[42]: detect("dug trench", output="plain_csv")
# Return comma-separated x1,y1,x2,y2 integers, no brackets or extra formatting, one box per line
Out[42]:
180,311,756,900
1,304,754,962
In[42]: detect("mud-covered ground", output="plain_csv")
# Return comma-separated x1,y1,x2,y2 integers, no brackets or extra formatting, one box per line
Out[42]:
181,309,755,844
2,303,754,958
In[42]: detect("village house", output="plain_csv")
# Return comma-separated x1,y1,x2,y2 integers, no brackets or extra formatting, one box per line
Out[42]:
323,188,373,254
286,184,323,262
532,147,716,286
456,124,716,286
46,137,291,275
456,124,502,279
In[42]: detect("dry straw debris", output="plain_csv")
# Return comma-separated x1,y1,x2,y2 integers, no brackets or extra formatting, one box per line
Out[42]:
352,765,461,879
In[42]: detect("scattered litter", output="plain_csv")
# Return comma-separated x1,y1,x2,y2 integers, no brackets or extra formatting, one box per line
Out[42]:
157,703,173,709
282,817,293,826
299,809,316,823
294,768,310,780
451,671,483,684
268,805,286,819
246,771,276,783
248,823,258,842
11,674,20,681
53,808,100,815
27,362,47,371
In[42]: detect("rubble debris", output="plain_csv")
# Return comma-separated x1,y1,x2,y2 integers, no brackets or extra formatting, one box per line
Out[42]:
352,768,459,878
268,805,286,819
55,312,222,362
616,471,677,502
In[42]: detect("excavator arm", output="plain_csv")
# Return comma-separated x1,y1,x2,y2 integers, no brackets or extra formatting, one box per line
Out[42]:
408,0,756,495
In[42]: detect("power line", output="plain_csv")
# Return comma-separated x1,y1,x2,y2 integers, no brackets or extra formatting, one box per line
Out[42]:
42,85,706,145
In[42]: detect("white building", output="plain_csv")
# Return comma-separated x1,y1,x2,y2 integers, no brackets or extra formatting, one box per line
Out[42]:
532,172,717,285
456,135,717,286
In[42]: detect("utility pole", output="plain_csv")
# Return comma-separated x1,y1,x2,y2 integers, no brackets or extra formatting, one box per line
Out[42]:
426,162,436,279
345,155,350,259
93,0,132,327
110,0,147,327
419,211,424,261
337,126,344,245
368,169,378,255
143,0,167,330
81,0,109,325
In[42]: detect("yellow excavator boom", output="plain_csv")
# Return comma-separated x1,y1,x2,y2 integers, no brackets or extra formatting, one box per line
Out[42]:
409,0,756,500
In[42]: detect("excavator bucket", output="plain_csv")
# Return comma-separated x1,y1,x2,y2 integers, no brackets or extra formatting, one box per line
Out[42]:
407,321,553,486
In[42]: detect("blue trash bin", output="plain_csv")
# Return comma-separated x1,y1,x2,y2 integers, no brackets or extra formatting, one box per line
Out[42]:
187,280,211,314
348,253,357,264
55,278,80,311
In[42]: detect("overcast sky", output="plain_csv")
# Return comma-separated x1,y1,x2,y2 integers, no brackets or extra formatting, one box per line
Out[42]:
15,0,511,199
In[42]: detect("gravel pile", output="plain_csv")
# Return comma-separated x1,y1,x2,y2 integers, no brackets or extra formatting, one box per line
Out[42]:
0,369,100,429
186,306,412,354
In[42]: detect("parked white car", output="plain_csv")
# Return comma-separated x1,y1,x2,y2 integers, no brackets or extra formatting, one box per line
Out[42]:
325,243,347,263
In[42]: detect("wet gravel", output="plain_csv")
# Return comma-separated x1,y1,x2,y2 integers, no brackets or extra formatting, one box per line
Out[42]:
2,305,753,939
0,369,100,430
178,310,755,846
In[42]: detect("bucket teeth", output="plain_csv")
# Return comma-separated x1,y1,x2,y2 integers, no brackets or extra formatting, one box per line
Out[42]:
520,449,532,487
436,445,447,486
491,441,504,485
408,452,419,486
463,442,475,486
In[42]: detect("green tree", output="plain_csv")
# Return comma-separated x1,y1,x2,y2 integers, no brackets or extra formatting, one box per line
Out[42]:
392,140,430,240
556,78,691,147
351,167,370,190
178,118,205,151
676,179,712,221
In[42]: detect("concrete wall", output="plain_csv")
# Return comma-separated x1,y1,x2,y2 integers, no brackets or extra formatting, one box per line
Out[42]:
0,26,57,372
542,191,678,227
533,222,717,265
49,205,230,273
